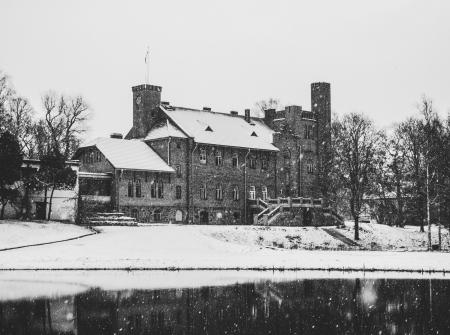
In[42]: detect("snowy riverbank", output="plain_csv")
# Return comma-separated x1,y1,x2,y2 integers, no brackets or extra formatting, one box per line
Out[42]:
0,223,449,271
0,220,94,250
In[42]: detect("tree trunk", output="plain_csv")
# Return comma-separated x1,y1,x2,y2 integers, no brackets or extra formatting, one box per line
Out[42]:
47,186,55,221
43,186,48,220
0,202,5,220
426,164,431,250
354,215,360,240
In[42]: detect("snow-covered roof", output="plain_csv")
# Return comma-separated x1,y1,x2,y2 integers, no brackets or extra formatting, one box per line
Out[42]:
79,137,174,172
145,119,187,140
161,106,278,151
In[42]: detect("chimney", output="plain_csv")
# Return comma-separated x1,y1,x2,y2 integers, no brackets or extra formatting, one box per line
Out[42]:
230,111,238,116
203,106,212,111
244,109,251,123
131,84,162,139
264,108,276,124
110,133,123,139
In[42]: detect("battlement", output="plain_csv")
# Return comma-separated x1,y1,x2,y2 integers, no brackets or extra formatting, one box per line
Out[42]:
132,84,162,93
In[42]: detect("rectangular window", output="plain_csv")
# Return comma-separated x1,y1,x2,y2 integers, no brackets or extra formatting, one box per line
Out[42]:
128,181,134,197
176,141,181,149
249,186,256,200
200,148,207,164
215,151,223,166
157,180,164,198
262,186,268,200
261,156,268,170
200,184,207,200
232,153,238,168
151,181,157,198
233,186,239,201
216,184,223,200
176,165,182,177
249,157,256,169
176,185,182,199
135,179,141,197
307,161,314,174
304,124,313,140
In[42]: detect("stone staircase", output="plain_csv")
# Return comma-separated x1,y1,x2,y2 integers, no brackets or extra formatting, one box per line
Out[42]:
252,197,343,226
85,212,138,226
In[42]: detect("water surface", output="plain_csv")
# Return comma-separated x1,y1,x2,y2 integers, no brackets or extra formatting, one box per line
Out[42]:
0,272,449,334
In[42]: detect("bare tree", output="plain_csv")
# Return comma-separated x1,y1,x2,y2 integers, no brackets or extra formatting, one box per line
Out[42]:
0,71,14,130
332,113,385,240
41,92,90,159
6,96,35,156
255,98,280,117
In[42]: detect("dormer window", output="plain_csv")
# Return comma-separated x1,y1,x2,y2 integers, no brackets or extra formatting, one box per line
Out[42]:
251,131,258,137
205,126,213,132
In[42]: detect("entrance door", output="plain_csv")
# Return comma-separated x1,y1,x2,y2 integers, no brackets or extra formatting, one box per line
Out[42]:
303,208,313,226
35,202,46,220
200,210,209,224
175,210,183,222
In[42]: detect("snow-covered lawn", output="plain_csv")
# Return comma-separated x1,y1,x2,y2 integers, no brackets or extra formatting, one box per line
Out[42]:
0,220,93,250
337,221,450,251
200,225,347,250
0,224,450,271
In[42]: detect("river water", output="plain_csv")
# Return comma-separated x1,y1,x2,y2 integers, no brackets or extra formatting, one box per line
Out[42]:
0,271,449,334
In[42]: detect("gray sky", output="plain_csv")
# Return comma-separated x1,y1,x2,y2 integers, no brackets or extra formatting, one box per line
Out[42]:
1,0,449,139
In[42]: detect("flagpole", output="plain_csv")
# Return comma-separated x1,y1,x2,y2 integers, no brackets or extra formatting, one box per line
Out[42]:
145,46,150,85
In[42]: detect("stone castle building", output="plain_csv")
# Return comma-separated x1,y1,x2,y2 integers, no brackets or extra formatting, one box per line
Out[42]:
75,81,337,225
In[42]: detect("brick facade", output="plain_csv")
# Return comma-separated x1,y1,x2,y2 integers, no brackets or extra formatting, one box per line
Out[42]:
78,82,332,225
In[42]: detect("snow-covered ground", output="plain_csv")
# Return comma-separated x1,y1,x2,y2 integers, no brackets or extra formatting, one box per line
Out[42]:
201,225,347,250
0,220,93,250
0,224,449,271
337,221,450,251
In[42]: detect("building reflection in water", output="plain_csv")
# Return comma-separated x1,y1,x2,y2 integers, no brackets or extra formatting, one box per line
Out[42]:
0,278,449,334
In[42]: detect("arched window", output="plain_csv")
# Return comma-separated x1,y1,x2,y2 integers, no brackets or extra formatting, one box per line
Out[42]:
128,181,134,197
175,210,183,222
131,208,138,219
232,186,239,201
150,180,156,198
176,185,182,199
215,184,223,200
135,179,141,197
199,148,207,164
157,180,164,198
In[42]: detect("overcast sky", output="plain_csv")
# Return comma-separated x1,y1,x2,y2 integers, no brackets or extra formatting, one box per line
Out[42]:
1,0,449,139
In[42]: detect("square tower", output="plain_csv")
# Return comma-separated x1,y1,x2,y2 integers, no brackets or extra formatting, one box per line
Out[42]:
130,84,162,138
